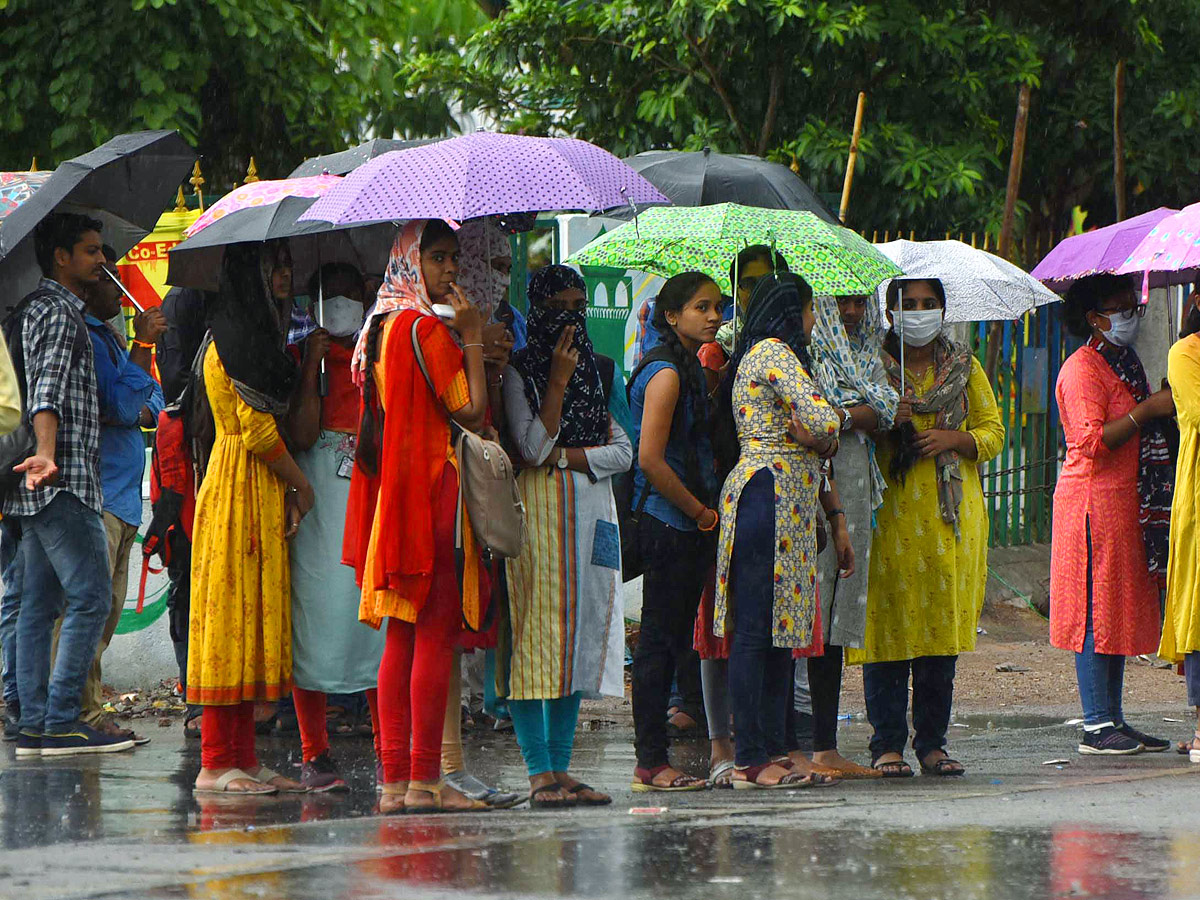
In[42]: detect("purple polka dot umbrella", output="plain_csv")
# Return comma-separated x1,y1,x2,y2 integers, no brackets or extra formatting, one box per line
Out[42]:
297,132,670,227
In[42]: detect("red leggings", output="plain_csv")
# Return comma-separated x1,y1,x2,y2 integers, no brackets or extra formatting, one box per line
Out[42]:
200,702,257,770
293,686,380,762
376,465,462,784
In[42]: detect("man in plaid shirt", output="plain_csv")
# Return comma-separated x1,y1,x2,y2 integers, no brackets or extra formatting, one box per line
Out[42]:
6,213,134,757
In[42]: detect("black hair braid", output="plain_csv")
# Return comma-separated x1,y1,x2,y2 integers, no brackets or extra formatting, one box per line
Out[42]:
355,314,388,477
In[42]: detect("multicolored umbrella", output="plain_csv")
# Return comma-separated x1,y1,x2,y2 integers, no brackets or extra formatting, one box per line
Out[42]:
298,131,670,227
1115,202,1200,288
187,174,340,237
565,203,901,296
0,172,52,225
875,240,1059,322
1030,207,1177,291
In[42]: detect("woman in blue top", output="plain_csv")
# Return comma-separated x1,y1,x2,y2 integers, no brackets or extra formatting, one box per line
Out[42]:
629,272,723,792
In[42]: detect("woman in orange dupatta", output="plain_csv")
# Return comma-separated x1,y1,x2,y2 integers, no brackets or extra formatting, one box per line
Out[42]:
343,219,492,813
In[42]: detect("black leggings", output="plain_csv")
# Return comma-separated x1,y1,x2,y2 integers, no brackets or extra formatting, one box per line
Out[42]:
808,643,844,752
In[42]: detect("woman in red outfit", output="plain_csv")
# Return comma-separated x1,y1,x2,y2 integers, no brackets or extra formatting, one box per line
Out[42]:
344,219,493,814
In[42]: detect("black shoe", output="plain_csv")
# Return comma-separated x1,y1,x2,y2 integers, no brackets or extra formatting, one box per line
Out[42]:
2,703,19,742
1118,723,1170,752
15,729,41,758
300,752,348,793
1078,725,1143,755
41,722,135,756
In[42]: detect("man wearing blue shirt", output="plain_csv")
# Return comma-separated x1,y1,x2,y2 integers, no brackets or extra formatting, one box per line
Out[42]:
80,248,165,736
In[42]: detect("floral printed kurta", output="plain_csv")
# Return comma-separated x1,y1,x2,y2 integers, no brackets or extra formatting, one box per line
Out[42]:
714,339,840,649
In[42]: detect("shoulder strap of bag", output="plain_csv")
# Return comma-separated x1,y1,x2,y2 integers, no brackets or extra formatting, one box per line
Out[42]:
411,318,468,550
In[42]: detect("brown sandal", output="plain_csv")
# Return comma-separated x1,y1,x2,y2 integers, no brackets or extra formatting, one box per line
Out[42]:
873,757,915,778
404,780,490,814
631,766,708,793
732,761,809,790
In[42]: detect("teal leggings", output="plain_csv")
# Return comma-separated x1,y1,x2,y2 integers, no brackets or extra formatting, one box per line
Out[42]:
508,693,583,776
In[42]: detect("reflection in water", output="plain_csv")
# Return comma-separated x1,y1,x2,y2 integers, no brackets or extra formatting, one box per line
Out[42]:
0,767,102,848
1051,827,1170,900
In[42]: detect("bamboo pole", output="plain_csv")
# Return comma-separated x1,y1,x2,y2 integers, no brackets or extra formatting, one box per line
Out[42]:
838,92,867,225
1113,59,1128,222
986,83,1033,381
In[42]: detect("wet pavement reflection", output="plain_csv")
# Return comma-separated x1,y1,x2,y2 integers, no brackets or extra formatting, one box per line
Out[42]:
1,717,1199,899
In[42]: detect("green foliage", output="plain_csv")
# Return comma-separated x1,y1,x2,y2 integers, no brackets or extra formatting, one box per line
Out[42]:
408,0,1200,239
0,0,486,189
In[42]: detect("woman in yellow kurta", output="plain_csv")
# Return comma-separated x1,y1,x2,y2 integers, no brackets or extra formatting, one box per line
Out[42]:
847,278,1003,778
188,241,314,796
1159,295,1200,761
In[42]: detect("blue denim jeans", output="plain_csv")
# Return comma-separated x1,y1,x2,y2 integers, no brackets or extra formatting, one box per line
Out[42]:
0,517,23,707
15,493,111,733
1074,518,1125,728
728,470,793,768
863,655,958,761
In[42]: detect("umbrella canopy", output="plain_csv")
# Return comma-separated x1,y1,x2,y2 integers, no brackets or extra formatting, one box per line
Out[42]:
875,240,1060,323
619,148,838,222
168,194,395,293
1030,207,1177,292
0,130,196,312
565,203,900,296
1115,202,1200,288
288,138,442,177
186,175,341,237
298,131,670,227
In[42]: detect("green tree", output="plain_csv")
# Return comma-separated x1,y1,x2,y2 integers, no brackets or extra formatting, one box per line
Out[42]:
0,0,487,189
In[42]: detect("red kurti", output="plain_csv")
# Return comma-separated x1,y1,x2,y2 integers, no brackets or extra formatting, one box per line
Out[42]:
1050,345,1160,655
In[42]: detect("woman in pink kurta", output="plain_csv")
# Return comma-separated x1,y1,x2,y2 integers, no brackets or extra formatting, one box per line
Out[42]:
1050,273,1175,755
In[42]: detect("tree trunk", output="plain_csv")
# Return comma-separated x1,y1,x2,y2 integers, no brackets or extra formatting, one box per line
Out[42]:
1113,58,1127,222
985,83,1033,381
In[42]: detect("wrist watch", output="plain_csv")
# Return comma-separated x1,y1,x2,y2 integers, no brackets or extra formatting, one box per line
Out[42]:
839,408,853,432
556,448,569,469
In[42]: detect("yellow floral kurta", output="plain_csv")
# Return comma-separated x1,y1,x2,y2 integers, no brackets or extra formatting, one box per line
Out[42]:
187,343,291,705
714,339,840,648
847,356,1004,665
1159,335,1200,662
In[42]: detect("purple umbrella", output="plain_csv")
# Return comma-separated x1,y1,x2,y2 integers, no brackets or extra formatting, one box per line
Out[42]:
298,131,669,227
1030,207,1177,292
1115,202,1200,288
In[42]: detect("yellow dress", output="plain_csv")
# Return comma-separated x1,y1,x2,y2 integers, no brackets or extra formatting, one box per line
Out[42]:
1159,335,1200,662
714,339,841,649
187,343,291,705
847,356,1004,665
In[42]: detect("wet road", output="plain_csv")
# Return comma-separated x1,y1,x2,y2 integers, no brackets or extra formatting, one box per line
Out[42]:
1,712,1199,899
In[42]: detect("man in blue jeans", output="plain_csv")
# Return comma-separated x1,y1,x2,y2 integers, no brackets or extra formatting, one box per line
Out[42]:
7,213,133,757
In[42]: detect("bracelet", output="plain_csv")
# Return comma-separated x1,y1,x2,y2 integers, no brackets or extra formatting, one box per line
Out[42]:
1127,412,1141,430
132,339,155,349
489,374,504,387
696,508,718,532
463,342,484,350
826,507,846,520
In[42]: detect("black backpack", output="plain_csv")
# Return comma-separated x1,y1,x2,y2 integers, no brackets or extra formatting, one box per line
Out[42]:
0,290,90,500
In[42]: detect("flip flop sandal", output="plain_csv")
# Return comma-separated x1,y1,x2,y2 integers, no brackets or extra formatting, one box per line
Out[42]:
709,759,736,789
379,783,407,814
822,759,884,780
251,766,309,793
631,766,708,792
529,783,578,810
403,780,491,815
1176,732,1200,755
194,768,278,795
732,762,809,790
919,756,966,777
561,781,612,806
771,758,840,788
873,759,914,778
444,771,523,810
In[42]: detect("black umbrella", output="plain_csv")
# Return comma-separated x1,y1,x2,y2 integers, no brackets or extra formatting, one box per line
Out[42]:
288,138,443,177
0,130,196,312
618,147,838,223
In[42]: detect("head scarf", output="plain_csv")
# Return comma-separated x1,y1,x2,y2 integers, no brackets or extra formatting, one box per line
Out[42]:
810,296,899,512
1087,335,1173,586
731,273,813,371
456,218,512,321
881,333,972,537
351,219,434,383
512,265,609,447
206,240,298,414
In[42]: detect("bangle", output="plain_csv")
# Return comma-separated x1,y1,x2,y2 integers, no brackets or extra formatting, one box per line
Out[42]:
1127,412,1141,429
489,374,504,388
132,339,155,349
826,507,845,520
696,508,718,532
463,342,484,350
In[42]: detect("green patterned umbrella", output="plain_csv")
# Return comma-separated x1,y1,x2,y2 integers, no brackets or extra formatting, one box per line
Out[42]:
567,203,902,296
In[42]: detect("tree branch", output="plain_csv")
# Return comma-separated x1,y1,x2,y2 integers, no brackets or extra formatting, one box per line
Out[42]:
685,31,752,152
757,61,783,157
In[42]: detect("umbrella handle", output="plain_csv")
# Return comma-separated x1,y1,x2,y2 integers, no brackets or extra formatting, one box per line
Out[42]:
898,309,905,396
104,266,144,313
316,255,328,398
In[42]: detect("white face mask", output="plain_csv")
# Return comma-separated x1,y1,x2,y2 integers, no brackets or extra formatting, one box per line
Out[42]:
321,295,365,337
1098,311,1140,347
893,308,943,347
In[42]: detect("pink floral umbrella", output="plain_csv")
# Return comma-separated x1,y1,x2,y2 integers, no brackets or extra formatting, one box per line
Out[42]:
0,172,53,225
1116,202,1200,289
187,174,341,236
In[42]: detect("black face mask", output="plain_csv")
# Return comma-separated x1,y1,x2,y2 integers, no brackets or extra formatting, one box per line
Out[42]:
528,306,590,349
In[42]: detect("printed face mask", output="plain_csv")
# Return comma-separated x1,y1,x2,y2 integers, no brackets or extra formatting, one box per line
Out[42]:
321,295,365,337
894,308,943,347
1099,311,1140,347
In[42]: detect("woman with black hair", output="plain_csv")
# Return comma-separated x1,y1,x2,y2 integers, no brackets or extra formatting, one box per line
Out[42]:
1051,273,1174,756
712,273,851,789
846,278,1003,778
628,272,723,792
